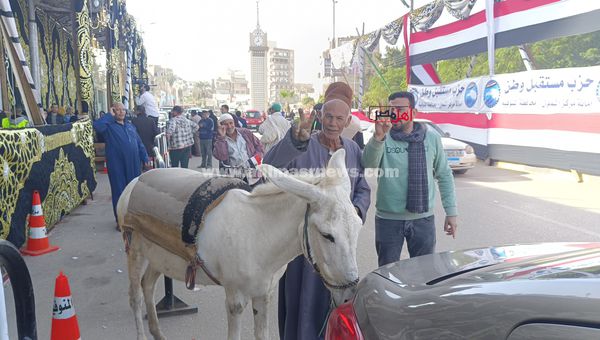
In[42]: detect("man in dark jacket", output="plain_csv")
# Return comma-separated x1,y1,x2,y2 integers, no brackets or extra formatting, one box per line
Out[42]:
235,110,247,128
46,104,64,125
209,110,219,133
198,110,214,168
131,105,160,158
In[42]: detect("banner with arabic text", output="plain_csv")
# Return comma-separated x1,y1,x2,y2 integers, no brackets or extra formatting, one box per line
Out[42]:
410,65,600,114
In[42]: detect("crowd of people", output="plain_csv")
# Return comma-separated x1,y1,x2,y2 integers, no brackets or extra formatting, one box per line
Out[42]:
90,82,458,339
0,103,90,129
0,81,459,339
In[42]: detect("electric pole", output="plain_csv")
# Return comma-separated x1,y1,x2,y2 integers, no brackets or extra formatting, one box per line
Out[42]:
332,0,338,48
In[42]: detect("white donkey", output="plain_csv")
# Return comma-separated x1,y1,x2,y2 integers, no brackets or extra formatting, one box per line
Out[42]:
117,149,363,340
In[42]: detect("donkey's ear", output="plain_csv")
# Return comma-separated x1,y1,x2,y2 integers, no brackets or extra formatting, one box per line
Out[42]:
328,149,347,171
324,149,351,194
259,164,323,203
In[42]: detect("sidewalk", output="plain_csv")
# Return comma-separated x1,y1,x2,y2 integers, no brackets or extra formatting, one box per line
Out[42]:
15,155,257,339
495,161,600,183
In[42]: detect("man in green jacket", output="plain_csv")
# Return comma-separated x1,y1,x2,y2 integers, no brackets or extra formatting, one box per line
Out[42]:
362,91,458,267
1,111,29,129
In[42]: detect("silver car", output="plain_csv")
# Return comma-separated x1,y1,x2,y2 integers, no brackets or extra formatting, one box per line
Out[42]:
326,242,600,340
362,119,477,174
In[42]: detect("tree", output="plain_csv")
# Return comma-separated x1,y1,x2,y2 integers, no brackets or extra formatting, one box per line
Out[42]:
437,47,525,83
279,89,296,112
301,96,315,108
380,47,404,69
361,46,408,107
530,31,600,69
363,67,406,107
436,31,600,83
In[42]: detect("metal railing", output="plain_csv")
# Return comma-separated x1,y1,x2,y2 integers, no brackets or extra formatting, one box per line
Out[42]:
153,133,170,168
150,132,197,318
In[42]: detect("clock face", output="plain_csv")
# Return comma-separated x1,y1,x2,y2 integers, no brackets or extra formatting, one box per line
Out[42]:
254,34,264,46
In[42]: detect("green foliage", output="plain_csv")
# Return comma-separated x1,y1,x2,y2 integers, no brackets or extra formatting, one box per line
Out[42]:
363,47,407,106
437,47,525,83
436,31,600,83
301,96,315,107
363,29,600,101
279,90,296,112
363,68,406,106
530,31,600,69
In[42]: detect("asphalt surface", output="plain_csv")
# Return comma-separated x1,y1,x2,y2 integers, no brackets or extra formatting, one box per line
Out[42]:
5,157,600,339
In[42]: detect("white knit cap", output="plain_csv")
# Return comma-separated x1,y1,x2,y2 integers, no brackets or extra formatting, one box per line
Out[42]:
219,113,234,123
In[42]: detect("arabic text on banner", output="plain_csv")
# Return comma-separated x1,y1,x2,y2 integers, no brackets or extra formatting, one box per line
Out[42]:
409,65,600,114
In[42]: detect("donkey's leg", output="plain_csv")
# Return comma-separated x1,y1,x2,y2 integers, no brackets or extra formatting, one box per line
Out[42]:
225,288,249,340
251,294,270,340
127,235,148,340
142,266,165,340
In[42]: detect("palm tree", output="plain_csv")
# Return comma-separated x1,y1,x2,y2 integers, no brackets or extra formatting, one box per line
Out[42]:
279,89,296,112
301,96,316,109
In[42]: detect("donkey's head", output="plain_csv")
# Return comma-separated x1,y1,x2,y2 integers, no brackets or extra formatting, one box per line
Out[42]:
260,149,362,305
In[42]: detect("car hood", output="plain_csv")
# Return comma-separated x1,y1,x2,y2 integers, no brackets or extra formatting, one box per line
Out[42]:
373,242,600,286
441,137,467,149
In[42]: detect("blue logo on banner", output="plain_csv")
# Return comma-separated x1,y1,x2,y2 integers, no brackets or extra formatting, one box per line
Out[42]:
465,82,478,108
484,80,500,108
410,88,419,107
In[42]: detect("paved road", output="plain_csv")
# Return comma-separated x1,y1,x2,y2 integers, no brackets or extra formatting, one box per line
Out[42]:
6,159,600,339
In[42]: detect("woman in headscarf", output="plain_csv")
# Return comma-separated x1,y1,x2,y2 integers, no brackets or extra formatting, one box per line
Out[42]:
264,82,371,339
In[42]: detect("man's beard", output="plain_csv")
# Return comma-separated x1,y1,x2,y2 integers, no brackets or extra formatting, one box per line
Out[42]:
393,120,412,132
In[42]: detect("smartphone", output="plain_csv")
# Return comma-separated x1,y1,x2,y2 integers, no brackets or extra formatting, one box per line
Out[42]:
367,106,413,123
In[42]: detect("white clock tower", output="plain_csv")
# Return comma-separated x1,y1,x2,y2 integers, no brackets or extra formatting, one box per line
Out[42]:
249,1,268,112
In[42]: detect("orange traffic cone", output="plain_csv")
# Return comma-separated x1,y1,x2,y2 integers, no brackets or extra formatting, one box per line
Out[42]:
51,272,81,340
102,160,108,174
21,190,59,256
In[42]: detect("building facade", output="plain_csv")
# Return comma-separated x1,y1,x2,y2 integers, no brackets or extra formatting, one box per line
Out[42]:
267,45,294,104
148,65,177,107
214,70,250,109
322,36,376,109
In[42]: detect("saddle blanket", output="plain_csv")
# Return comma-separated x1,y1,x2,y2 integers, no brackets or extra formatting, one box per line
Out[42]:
122,168,251,262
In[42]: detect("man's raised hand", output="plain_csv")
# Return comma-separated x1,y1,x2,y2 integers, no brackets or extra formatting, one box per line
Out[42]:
374,118,392,141
293,109,316,142
217,124,226,137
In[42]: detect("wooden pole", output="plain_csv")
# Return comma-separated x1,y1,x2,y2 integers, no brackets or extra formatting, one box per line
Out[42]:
0,21,44,125
27,0,41,91
0,36,9,112
72,0,83,114
106,27,113,109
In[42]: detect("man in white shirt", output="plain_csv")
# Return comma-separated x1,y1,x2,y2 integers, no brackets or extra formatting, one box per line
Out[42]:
135,84,159,126
259,102,291,153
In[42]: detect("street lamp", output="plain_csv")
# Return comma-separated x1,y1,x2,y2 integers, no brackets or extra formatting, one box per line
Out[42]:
332,0,338,48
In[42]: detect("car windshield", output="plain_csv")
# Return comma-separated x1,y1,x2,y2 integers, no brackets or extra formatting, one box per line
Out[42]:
246,111,261,118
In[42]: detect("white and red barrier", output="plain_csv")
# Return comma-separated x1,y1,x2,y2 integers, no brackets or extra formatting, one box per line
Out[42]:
410,65,600,174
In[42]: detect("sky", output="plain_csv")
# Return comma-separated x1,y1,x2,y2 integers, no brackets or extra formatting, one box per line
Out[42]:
125,0,414,90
